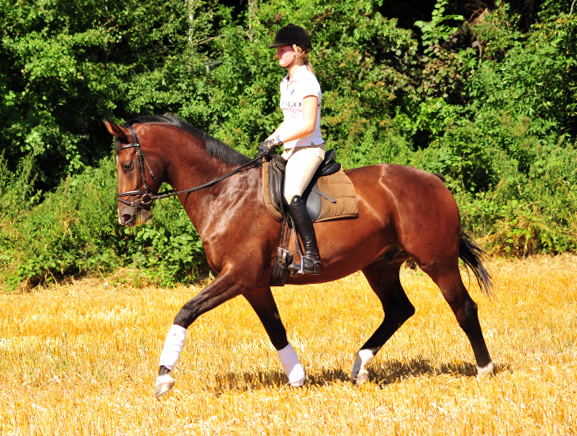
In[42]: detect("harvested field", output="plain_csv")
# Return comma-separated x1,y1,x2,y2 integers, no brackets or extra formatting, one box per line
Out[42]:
1,256,576,435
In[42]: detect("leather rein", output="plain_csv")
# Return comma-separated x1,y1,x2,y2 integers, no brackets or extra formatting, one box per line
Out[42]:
117,127,263,209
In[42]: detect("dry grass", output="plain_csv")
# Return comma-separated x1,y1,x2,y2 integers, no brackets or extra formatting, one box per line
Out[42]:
1,256,576,435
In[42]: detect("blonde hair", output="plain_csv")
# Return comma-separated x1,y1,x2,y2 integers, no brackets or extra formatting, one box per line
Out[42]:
293,44,315,76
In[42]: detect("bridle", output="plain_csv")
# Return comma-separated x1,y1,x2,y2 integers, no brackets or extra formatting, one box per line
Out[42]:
116,126,264,210
116,127,158,209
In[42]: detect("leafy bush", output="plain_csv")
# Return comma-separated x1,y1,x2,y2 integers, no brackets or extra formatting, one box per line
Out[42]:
0,156,205,290
2,0,577,289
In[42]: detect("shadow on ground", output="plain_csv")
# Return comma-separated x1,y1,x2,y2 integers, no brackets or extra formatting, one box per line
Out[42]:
204,359,511,394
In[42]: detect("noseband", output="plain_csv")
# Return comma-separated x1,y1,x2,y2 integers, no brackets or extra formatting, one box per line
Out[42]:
116,127,158,209
116,126,265,211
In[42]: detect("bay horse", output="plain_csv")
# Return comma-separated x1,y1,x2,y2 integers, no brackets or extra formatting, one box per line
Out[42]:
104,115,494,398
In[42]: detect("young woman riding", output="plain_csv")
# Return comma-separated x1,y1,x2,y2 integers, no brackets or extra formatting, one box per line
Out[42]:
258,23,325,276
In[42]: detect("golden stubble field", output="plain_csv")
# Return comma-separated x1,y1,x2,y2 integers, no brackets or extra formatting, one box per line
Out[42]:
1,256,576,435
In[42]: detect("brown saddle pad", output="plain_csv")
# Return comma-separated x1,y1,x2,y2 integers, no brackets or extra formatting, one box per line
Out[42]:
262,158,359,223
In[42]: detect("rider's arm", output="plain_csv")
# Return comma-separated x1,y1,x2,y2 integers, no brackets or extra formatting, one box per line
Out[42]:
267,95,318,145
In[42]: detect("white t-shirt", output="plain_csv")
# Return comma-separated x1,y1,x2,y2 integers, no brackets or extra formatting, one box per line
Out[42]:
279,65,324,149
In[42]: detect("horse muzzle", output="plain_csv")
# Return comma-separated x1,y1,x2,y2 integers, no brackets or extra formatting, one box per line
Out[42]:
118,195,153,226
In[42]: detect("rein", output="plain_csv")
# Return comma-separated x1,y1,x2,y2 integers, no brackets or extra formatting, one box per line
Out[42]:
117,126,264,209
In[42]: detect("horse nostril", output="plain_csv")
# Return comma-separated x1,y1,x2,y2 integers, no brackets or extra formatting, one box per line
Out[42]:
121,214,133,225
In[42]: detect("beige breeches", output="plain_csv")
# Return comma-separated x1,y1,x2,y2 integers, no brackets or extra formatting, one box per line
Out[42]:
282,144,325,204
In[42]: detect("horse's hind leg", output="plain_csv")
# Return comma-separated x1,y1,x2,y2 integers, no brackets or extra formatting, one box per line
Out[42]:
420,261,493,375
353,262,415,385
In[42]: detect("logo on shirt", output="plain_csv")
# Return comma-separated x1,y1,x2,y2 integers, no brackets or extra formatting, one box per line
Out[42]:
280,100,303,109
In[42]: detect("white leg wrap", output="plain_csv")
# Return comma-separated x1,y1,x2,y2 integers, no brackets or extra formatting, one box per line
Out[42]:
159,324,187,371
277,344,305,387
477,362,494,378
352,349,374,385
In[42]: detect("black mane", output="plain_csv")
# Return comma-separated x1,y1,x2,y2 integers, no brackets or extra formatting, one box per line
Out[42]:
124,115,252,166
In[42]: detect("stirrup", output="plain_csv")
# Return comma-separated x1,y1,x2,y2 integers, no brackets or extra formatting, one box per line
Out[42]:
289,255,320,276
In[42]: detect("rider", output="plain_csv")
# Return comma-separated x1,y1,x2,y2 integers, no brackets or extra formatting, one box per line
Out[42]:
259,23,324,276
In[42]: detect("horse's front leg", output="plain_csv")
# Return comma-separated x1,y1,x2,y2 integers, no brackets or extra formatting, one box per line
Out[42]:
243,288,305,387
154,267,246,398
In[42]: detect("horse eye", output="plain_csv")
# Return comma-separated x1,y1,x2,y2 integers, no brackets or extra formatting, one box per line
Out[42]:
122,161,134,172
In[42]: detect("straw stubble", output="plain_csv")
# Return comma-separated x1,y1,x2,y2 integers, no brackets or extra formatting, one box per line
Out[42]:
1,256,576,435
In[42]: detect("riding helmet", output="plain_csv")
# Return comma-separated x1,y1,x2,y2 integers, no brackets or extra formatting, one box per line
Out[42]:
269,23,312,53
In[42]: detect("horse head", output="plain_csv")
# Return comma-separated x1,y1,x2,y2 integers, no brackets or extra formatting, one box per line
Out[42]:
104,120,161,227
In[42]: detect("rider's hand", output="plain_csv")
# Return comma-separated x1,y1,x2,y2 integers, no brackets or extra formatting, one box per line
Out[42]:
258,136,283,155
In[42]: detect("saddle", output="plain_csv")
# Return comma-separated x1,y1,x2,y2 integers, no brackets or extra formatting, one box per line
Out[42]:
262,150,359,286
262,150,359,223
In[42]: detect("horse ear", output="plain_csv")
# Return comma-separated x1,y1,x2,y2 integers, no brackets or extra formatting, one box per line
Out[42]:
103,120,129,141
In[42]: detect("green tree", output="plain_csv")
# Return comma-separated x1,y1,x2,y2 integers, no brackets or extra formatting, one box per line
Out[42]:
3,0,577,289
0,0,223,188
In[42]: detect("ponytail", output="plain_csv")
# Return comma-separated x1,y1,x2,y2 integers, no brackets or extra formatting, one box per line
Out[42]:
303,57,315,75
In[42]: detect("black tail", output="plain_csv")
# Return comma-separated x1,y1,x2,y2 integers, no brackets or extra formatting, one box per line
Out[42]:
459,231,493,296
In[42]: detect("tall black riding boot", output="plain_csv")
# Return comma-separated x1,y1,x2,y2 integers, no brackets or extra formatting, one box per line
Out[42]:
288,195,321,275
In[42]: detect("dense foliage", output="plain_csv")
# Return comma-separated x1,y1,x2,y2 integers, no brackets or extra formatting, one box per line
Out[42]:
1,0,576,289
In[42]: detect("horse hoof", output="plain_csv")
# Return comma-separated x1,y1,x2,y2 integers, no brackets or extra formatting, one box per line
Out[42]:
477,362,495,378
289,377,305,388
353,369,370,386
351,349,374,386
154,374,175,398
